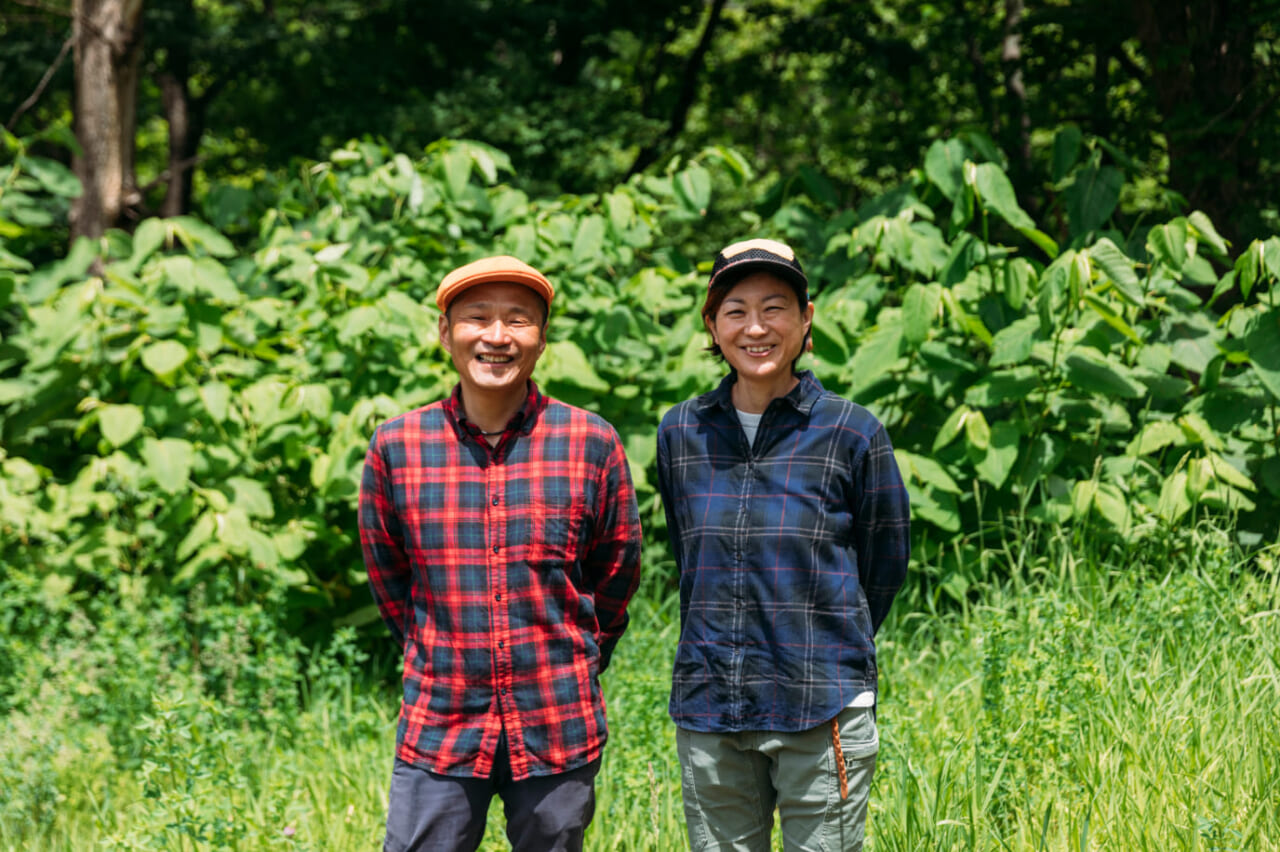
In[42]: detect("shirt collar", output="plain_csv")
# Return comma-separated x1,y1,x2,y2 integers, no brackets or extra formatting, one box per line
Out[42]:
444,380,546,445
695,369,824,417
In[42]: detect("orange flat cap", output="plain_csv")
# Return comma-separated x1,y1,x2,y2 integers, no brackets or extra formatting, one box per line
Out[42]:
435,255,555,312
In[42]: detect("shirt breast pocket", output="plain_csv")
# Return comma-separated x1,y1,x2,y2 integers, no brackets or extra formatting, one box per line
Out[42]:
527,493,584,567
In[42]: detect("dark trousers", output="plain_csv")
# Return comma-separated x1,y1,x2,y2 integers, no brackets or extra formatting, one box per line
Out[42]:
382,735,601,852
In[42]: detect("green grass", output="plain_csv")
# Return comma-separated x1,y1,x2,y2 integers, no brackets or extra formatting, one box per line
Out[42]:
4,538,1278,851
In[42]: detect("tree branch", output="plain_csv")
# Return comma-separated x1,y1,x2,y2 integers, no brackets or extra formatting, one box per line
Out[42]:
6,32,74,130
627,0,727,177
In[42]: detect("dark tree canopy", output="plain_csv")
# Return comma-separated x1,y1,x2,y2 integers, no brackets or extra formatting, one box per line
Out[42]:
2,0,1277,242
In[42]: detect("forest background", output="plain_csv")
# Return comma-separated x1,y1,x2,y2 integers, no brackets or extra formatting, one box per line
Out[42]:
2,1,1279,849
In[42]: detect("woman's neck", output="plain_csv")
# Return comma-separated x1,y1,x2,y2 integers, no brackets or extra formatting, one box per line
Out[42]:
731,372,799,414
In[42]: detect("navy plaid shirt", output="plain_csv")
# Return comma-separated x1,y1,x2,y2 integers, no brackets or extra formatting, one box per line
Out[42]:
657,371,910,733
359,382,642,780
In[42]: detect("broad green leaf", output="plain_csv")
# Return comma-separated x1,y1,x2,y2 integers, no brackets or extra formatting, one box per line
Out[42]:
98,404,145,448
1157,471,1192,523
193,257,242,302
1244,308,1280,402
969,163,1035,229
1002,258,1032,310
129,218,167,269
1051,124,1082,182
226,476,275,519
1177,412,1220,448
338,305,380,343
1265,236,1280,282
1187,456,1212,499
1063,348,1145,398
1071,480,1097,520
1208,454,1255,492
847,322,904,393
143,437,195,494
902,283,941,346
605,192,635,233
1234,241,1261,299
1127,421,1185,456
1088,238,1143,305
287,383,334,420
1015,226,1059,259
177,512,216,562
1201,485,1256,513
442,148,472,198
540,340,609,392
21,155,81,197
170,216,235,257
140,340,190,378
964,367,1041,406
964,408,991,451
989,316,1039,367
940,233,980,287
24,236,97,301
1147,219,1189,272
933,406,969,453
1069,250,1091,308
200,381,232,423
1064,164,1122,235
572,215,607,264
974,420,1019,489
895,449,962,494
924,138,966,200
674,165,712,215
899,477,961,532
1188,211,1229,256
810,310,849,363
1081,293,1142,344
1093,483,1130,532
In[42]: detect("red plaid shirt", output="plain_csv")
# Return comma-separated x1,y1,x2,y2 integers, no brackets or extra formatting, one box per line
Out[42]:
359,381,642,780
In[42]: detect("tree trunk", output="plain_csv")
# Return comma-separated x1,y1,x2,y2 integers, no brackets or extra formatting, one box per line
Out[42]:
70,0,145,241
1000,0,1032,187
1132,0,1260,243
627,0,727,177
158,71,193,218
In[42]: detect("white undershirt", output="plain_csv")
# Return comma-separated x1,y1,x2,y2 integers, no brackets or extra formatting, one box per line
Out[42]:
735,408,763,447
736,409,876,711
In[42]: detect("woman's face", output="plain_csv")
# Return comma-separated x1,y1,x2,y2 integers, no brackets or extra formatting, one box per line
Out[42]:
707,272,813,390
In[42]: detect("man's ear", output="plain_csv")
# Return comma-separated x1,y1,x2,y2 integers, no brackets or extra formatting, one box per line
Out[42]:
438,312,452,355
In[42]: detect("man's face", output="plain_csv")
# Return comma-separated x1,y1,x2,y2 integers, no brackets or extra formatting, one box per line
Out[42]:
439,281,547,400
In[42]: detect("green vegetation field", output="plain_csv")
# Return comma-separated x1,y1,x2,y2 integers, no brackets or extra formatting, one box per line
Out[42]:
4,524,1276,851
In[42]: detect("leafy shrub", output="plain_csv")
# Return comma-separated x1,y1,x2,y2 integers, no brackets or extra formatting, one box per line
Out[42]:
1,123,1277,670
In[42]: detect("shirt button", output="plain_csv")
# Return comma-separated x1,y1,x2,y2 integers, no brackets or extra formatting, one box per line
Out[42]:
501,688,508,695
492,496,499,505
498,641,504,649
492,544,499,553
495,593,501,602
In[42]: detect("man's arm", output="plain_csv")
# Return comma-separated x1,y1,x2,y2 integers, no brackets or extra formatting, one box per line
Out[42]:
358,429,412,646
583,429,643,672
853,424,911,635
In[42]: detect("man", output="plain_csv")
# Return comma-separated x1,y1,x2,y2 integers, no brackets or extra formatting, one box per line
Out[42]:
359,255,643,852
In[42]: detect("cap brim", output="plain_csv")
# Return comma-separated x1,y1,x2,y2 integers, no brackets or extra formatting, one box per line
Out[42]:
709,258,808,298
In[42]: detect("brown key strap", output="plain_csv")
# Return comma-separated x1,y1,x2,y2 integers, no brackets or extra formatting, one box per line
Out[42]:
831,717,849,800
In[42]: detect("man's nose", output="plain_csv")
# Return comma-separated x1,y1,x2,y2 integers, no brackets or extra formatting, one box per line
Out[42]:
481,320,513,343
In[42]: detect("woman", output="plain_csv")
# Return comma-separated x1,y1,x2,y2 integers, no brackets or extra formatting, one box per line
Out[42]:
656,238,911,851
